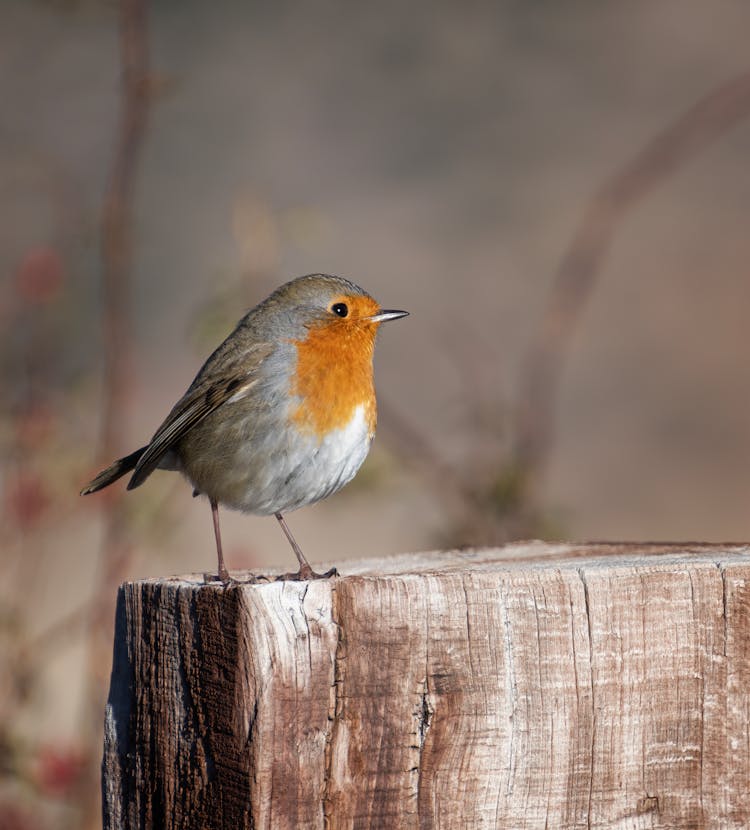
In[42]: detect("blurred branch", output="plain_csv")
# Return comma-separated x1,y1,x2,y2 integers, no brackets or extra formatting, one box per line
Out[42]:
93,0,151,604
81,1,152,827
99,0,150,462
383,70,750,546
92,0,151,637
378,399,488,527
513,69,750,503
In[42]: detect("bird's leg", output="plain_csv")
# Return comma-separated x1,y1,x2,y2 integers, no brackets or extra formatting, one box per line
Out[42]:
211,498,231,582
274,512,337,581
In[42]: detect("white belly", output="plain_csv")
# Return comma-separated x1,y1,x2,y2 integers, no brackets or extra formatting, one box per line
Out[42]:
225,403,373,515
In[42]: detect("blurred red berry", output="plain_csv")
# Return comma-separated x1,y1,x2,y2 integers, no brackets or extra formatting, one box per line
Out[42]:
15,405,56,451
14,247,65,305
0,801,39,830
33,743,88,798
6,473,50,529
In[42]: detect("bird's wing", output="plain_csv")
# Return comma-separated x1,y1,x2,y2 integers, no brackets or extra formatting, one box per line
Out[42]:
128,341,274,489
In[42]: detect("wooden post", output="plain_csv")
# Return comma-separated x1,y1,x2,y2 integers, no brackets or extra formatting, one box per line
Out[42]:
102,542,750,829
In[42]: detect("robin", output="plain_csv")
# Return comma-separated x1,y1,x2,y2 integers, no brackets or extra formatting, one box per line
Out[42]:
81,274,408,582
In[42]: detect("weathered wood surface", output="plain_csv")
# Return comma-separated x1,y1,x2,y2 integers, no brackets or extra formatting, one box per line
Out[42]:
102,542,750,829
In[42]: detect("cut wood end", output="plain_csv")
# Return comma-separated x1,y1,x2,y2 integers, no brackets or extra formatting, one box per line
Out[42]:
145,539,750,589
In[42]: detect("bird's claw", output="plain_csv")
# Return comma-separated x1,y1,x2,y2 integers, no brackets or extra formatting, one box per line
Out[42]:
202,566,337,584
203,571,262,585
275,565,338,582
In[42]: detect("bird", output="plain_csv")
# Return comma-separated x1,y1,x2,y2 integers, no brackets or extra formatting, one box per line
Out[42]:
81,274,408,582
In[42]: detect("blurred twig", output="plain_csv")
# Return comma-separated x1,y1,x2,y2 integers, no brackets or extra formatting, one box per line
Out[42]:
378,400,486,525
384,70,750,545
513,69,750,505
99,0,150,463
81,0,151,827
92,0,150,659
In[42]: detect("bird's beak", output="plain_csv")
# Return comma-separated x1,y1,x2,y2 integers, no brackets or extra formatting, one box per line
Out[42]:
367,309,409,323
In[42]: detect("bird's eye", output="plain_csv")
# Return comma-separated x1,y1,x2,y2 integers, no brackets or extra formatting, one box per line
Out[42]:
331,302,349,318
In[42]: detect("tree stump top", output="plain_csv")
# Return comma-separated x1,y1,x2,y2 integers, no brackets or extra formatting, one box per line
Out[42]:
147,539,750,586
104,542,750,829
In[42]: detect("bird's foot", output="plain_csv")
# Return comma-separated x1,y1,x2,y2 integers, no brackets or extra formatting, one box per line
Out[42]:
202,565,337,584
203,570,265,585
275,564,338,582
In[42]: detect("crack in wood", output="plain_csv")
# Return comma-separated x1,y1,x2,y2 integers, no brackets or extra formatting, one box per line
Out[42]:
717,561,728,659
500,579,519,798
322,581,342,826
577,567,596,830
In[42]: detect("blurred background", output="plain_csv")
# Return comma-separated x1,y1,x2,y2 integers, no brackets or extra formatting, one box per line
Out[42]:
3,0,750,825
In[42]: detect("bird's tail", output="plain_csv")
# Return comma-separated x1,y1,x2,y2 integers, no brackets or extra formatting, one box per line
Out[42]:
80,447,147,495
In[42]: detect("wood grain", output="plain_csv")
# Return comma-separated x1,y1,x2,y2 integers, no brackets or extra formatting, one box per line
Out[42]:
102,542,750,829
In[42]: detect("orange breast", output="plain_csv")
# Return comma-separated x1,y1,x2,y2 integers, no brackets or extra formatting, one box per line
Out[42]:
290,297,380,439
